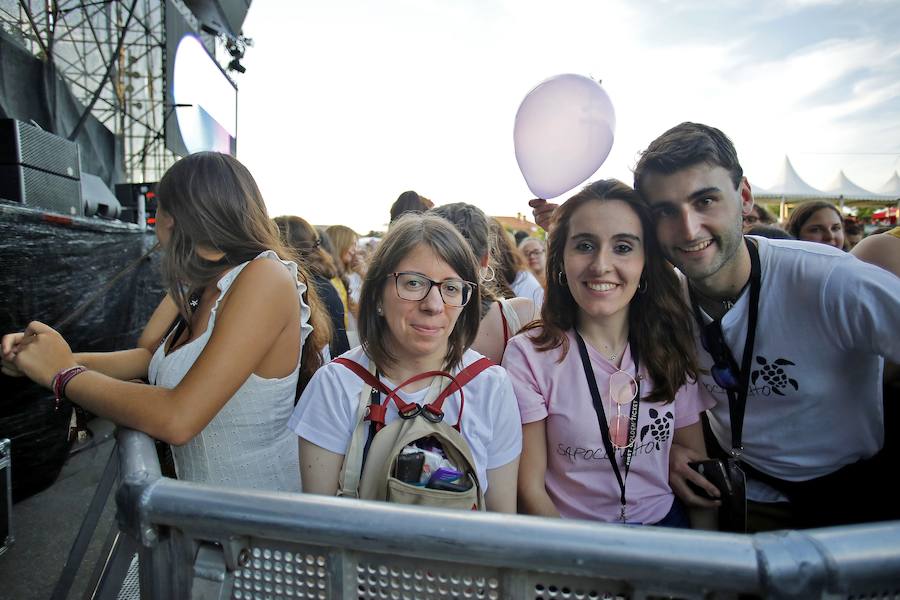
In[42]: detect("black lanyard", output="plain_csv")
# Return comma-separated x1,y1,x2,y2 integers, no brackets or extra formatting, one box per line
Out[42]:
362,370,383,465
689,237,761,457
574,331,641,522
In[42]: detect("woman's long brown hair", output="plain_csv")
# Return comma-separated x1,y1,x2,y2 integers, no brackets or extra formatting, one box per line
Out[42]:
155,152,331,396
524,179,698,403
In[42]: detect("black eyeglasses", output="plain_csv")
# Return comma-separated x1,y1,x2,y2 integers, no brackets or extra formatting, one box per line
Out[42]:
388,272,476,307
699,320,741,391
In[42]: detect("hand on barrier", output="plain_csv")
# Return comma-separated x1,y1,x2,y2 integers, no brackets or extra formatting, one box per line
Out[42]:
528,199,558,232
4,321,76,388
669,442,721,509
1,331,27,377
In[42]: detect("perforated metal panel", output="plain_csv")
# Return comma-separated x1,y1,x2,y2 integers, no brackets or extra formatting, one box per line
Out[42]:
0,120,81,178
528,574,629,600
356,558,501,600
0,164,83,215
116,555,141,600
232,545,329,600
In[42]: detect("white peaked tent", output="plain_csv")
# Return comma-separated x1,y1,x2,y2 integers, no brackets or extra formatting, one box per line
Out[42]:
754,156,827,220
877,171,900,199
755,156,899,220
823,170,885,202
764,156,826,198
748,181,770,195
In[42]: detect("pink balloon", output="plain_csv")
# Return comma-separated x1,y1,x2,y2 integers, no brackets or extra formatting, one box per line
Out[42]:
514,74,616,199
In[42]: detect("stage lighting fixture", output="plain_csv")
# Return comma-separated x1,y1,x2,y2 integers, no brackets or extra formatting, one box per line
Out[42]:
227,58,245,73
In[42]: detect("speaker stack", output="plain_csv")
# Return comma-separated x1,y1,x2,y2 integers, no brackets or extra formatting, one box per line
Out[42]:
0,119,83,216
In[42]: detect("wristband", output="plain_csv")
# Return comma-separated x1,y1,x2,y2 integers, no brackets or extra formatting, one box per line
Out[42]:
51,365,87,407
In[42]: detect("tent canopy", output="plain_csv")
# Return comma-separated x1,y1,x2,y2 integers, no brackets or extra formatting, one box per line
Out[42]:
823,170,885,201
877,172,900,198
755,156,899,207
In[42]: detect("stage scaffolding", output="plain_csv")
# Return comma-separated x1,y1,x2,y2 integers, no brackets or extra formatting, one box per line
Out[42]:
0,0,215,183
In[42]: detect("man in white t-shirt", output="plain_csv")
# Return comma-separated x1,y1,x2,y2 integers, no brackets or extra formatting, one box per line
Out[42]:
629,122,900,530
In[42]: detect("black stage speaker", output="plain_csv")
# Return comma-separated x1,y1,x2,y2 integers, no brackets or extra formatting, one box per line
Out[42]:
0,119,83,216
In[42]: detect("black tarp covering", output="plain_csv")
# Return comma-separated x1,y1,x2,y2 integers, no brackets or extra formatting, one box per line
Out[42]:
0,30,123,187
0,203,164,500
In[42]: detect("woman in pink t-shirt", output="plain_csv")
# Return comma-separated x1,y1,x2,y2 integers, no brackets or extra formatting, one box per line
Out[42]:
503,179,714,526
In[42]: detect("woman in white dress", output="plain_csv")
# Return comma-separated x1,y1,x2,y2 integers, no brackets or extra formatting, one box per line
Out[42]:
1,152,330,492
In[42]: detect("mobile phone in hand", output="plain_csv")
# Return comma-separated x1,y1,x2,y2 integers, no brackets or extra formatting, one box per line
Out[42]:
687,459,730,500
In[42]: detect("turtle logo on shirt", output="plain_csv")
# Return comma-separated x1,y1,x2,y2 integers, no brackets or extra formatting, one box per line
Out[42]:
750,356,799,396
640,408,674,450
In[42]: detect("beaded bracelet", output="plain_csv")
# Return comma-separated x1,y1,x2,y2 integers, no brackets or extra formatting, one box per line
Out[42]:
51,365,87,407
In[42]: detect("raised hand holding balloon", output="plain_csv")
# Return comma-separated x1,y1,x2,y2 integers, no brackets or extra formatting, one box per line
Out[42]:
514,74,616,200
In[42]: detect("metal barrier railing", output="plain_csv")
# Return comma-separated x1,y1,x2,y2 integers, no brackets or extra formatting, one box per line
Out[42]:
105,428,900,600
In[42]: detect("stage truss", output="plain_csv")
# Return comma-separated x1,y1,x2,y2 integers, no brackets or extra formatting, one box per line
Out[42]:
0,0,216,183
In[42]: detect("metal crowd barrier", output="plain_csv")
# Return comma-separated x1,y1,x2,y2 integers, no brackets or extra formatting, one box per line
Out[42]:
95,428,900,600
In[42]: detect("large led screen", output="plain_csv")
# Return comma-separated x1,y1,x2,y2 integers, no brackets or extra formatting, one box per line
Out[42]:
165,1,237,156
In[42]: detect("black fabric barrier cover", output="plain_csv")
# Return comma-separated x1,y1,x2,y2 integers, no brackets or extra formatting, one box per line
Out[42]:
0,204,164,500
0,31,123,187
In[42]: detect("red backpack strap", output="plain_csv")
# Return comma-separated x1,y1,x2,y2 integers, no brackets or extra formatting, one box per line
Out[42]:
383,370,447,417
428,358,496,429
333,358,391,394
498,300,510,348
333,358,395,428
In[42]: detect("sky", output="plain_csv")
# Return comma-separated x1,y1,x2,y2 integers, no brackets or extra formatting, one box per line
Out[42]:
233,0,900,233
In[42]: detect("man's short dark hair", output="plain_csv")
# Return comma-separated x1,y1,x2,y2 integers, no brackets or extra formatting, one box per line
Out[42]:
634,122,744,192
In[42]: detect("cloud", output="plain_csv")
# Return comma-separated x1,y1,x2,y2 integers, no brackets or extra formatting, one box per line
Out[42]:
235,0,900,230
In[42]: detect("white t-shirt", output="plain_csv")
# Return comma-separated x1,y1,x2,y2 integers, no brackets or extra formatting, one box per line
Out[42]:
288,347,522,492
691,237,900,487
512,270,545,312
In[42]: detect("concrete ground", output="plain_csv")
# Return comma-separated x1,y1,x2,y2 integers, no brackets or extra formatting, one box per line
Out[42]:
0,420,118,600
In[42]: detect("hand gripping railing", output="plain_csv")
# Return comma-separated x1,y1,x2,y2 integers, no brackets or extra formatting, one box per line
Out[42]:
110,428,900,600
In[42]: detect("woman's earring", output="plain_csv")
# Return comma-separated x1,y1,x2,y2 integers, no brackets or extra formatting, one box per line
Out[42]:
376,305,383,315
637,278,648,294
557,271,567,286
479,265,496,283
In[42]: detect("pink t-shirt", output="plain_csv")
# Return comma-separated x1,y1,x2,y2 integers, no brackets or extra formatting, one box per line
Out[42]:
502,328,714,524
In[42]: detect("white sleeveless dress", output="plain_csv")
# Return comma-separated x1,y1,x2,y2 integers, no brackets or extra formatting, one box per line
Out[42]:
148,250,311,492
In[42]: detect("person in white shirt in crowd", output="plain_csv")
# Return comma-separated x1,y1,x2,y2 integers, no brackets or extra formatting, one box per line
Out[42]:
519,236,548,285
632,122,900,530
290,212,521,511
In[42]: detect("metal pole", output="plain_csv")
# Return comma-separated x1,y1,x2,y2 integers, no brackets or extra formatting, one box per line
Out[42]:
50,444,120,600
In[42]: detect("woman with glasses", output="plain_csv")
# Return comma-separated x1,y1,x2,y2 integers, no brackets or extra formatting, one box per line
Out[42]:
289,213,521,511
502,180,714,526
742,204,777,233
519,237,548,284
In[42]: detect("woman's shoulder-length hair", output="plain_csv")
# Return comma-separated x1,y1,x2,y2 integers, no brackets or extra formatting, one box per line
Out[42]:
358,212,481,371
526,178,698,403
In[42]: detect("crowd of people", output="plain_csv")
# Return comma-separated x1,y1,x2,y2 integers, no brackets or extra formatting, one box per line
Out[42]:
2,123,898,533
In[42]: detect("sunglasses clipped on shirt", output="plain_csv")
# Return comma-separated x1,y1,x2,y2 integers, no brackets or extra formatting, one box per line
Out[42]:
699,319,742,391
